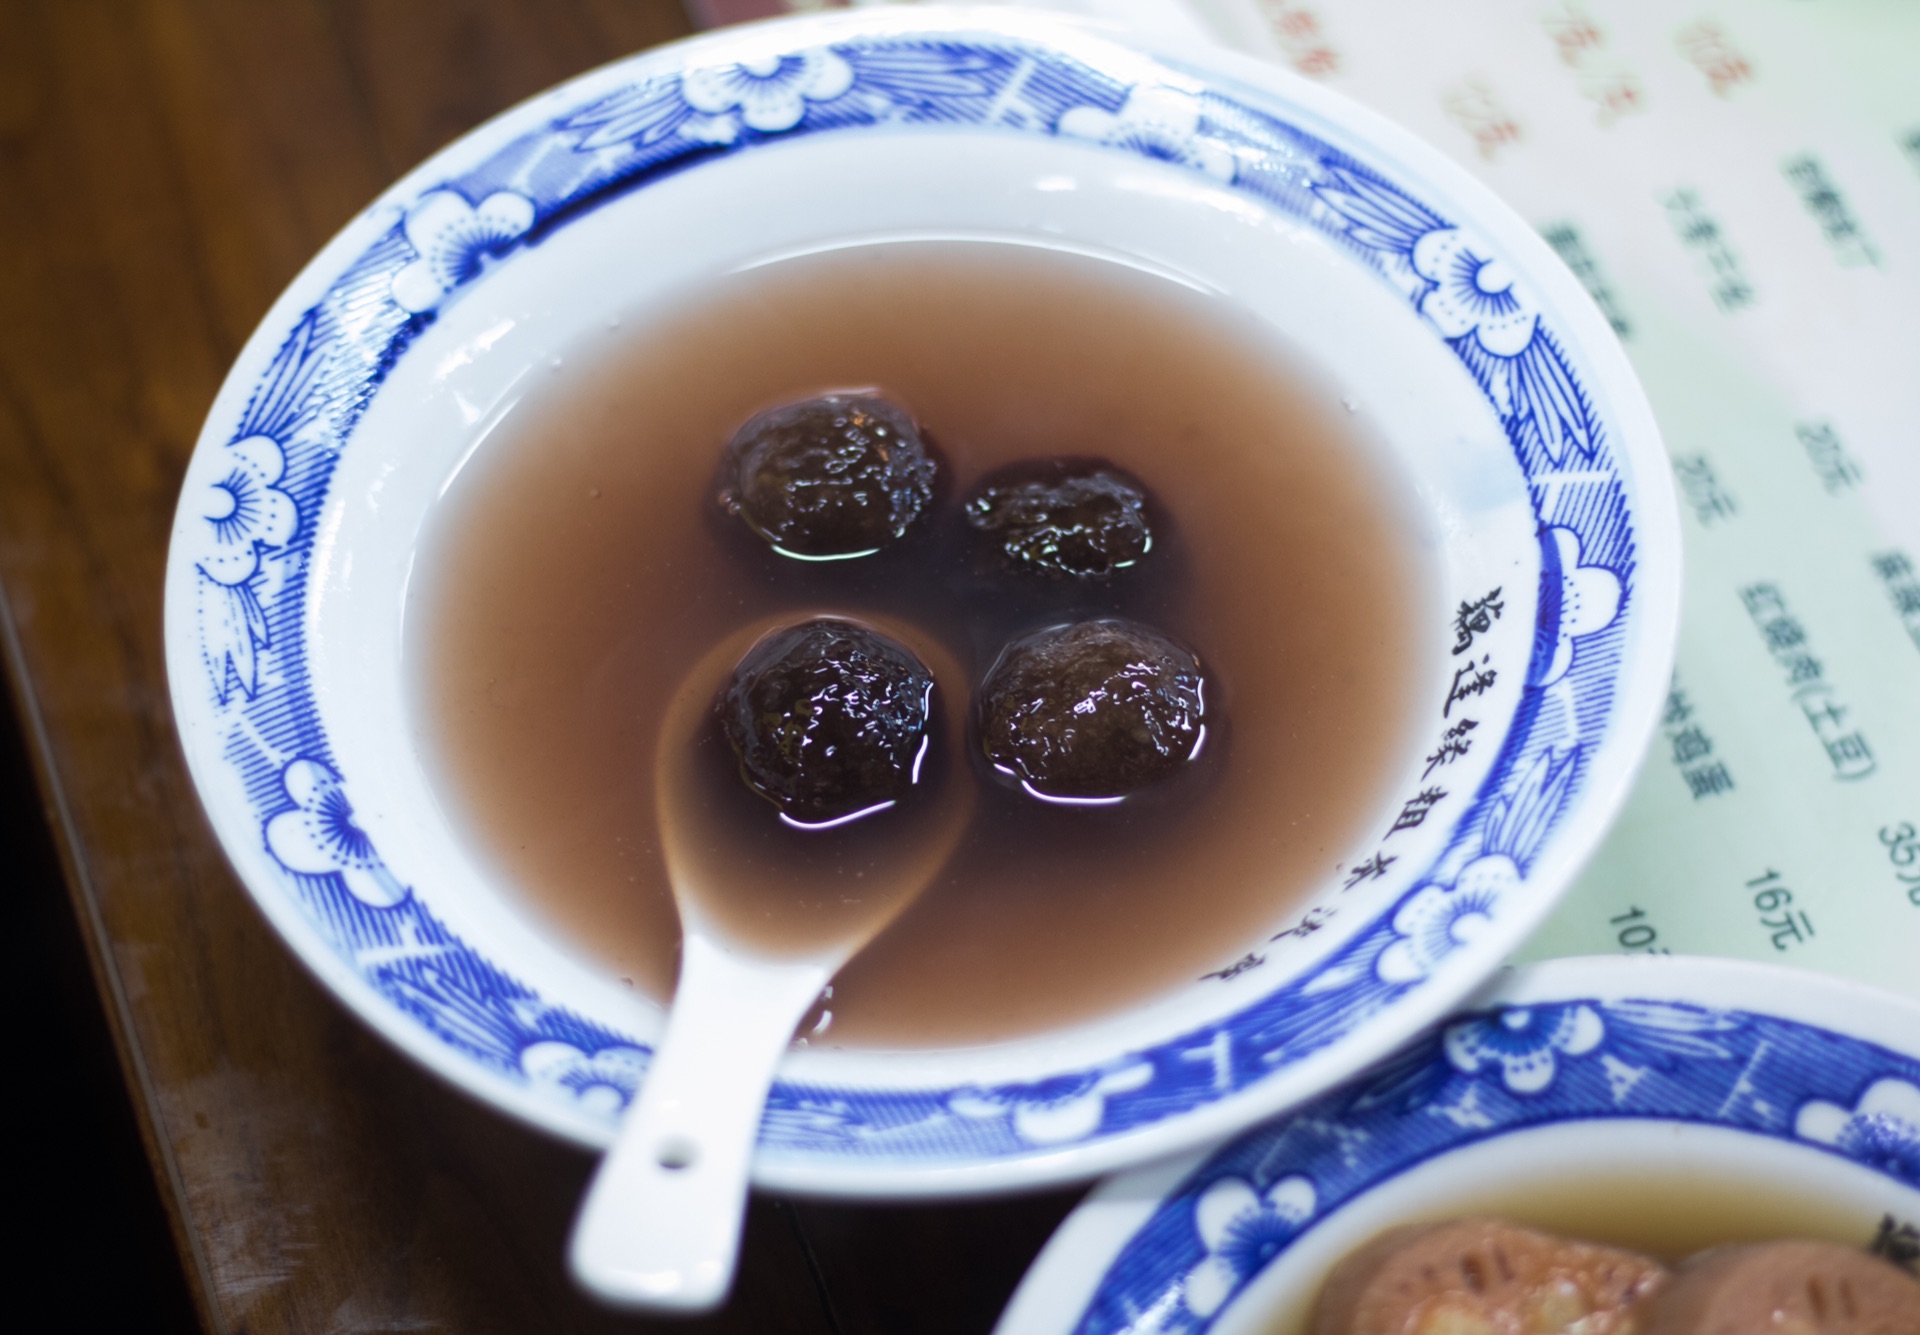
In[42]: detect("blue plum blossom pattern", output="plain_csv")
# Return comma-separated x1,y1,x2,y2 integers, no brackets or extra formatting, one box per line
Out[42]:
192,311,322,702
1376,855,1512,985
683,48,855,133
391,189,536,314
1377,747,1579,984
1539,525,1624,687
522,1040,650,1117
1059,85,1235,181
193,436,297,703
194,437,299,588
950,1062,1156,1146
1444,1002,1604,1094
1416,228,1536,357
265,759,407,907
1315,169,1603,468
1182,1175,1315,1317
183,24,1648,1157
1797,1079,1920,1185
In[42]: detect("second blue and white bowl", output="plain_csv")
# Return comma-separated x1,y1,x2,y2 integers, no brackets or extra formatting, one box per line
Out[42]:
1000,956,1920,1333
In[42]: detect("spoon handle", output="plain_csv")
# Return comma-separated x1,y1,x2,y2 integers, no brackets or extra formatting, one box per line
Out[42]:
569,933,832,1311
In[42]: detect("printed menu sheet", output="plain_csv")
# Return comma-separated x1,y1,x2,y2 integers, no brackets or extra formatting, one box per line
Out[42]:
689,0,1920,995
1176,0,1920,995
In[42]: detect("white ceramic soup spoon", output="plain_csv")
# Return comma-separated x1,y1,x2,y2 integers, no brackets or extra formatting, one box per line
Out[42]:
569,612,971,1312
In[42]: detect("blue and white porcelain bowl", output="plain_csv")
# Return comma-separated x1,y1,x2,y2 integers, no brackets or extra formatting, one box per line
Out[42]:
163,6,1679,1195
997,956,1920,1334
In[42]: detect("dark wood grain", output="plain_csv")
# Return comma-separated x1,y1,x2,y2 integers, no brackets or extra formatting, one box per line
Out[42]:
0,3,1082,1330
6,648,199,1331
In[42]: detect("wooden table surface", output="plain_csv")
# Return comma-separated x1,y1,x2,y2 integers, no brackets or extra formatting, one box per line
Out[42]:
0,3,1083,1330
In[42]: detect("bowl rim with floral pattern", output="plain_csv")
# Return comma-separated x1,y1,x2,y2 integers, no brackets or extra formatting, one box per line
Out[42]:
995,954,1920,1335
162,4,1680,1197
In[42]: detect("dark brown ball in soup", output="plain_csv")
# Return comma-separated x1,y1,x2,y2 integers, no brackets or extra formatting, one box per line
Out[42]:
717,617,937,826
963,457,1153,579
976,618,1209,802
719,394,938,559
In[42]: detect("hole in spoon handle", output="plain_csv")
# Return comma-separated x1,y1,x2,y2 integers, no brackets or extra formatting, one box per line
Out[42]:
655,1136,699,1171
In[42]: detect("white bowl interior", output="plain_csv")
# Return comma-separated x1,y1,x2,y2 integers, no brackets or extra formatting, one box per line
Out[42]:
311,129,1537,1090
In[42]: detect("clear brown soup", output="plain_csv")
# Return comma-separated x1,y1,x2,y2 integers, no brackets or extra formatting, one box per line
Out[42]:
407,239,1435,1046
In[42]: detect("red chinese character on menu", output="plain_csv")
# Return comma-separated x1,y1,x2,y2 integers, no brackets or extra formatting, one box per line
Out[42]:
1293,46,1341,77
1442,82,1523,161
1258,2,1342,79
1582,71,1646,125
1676,21,1755,97
1539,4,1646,127
1274,7,1318,39
1543,3,1606,65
